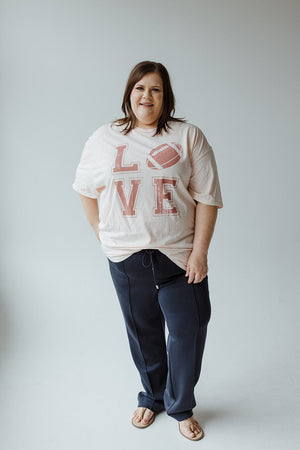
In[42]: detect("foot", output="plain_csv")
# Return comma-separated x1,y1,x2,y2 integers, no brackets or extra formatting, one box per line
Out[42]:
178,415,204,441
132,407,154,426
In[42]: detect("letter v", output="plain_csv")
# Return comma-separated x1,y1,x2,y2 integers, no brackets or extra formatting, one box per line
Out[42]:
114,179,142,216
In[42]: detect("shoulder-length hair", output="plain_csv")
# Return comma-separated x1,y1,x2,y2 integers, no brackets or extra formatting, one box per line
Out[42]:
112,60,186,136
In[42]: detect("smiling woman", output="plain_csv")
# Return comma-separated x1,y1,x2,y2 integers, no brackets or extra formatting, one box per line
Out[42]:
72,60,223,442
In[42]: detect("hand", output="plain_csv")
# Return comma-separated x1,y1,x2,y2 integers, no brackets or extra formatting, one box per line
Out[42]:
185,251,208,284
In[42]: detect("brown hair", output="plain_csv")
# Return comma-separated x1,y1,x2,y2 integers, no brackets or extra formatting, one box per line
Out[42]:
112,60,186,136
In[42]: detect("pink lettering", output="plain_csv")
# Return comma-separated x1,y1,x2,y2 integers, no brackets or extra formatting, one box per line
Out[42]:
113,145,140,173
114,178,142,216
153,178,178,215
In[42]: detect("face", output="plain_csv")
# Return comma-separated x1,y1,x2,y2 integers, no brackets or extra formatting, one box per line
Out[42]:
129,72,164,129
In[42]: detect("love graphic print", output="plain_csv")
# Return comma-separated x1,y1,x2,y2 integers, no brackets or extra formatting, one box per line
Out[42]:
97,142,184,217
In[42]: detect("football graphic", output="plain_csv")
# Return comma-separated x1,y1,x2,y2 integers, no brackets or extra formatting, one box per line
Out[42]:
146,142,183,170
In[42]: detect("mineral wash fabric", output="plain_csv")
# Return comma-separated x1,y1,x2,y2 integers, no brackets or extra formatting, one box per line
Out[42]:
72,120,223,270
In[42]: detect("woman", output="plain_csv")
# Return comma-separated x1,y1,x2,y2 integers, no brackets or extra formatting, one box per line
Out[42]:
72,61,223,441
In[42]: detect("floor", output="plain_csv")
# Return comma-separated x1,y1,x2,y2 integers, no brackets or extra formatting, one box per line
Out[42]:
0,256,299,450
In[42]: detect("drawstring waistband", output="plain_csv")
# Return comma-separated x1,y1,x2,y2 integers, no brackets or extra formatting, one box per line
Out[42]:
142,249,160,290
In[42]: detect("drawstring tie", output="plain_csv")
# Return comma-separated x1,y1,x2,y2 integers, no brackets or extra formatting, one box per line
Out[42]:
142,249,160,290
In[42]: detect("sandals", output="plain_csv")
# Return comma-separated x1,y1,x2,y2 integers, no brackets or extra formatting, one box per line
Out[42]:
131,410,155,429
132,407,204,441
178,421,204,441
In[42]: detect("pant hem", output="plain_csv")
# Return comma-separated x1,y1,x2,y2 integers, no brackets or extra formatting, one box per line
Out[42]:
138,403,165,413
167,411,193,421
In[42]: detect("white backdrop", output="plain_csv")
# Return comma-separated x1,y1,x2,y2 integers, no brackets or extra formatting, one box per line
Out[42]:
1,1,299,449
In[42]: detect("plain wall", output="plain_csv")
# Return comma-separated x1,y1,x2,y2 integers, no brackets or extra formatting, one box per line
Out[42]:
1,1,299,449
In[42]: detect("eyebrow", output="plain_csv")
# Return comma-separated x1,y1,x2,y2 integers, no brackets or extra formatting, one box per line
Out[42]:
136,83,162,88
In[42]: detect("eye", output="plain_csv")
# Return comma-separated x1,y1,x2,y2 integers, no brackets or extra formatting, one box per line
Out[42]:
135,86,161,91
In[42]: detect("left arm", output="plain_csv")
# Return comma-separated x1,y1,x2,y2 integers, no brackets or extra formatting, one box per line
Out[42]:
185,202,218,283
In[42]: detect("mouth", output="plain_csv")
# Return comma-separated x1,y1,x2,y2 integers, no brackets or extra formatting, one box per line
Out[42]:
140,103,153,107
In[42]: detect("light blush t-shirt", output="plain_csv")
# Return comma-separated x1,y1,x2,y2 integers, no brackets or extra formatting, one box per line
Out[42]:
72,120,223,270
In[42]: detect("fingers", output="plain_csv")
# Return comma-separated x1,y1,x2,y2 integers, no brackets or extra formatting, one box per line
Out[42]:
185,269,207,284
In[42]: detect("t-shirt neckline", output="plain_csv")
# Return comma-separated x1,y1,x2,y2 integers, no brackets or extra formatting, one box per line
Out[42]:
134,126,156,133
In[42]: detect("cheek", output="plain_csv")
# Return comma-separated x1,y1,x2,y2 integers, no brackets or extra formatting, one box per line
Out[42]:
157,94,163,106
130,93,139,106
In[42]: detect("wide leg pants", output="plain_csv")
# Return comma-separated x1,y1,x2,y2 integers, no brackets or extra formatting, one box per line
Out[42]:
107,249,211,421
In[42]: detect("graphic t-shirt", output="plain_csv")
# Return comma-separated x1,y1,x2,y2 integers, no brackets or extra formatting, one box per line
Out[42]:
72,120,223,270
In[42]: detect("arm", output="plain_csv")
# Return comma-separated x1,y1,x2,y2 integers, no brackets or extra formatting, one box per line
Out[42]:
79,194,100,241
185,202,218,283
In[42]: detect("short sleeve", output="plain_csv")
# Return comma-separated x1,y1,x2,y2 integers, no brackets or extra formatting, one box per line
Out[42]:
188,128,223,208
72,132,104,199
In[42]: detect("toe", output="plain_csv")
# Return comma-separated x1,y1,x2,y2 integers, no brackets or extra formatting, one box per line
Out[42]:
141,408,153,424
134,407,146,422
194,421,202,434
191,424,198,434
189,428,196,437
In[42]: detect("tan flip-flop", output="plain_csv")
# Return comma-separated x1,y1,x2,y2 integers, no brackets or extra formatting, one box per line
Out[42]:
132,411,155,428
178,421,204,441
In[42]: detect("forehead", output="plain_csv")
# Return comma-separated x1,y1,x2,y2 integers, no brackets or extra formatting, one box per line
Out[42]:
135,72,163,86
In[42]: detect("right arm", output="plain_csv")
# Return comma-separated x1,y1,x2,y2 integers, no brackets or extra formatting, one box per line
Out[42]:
79,194,100,241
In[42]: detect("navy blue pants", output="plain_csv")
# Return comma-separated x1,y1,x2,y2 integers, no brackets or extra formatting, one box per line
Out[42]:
107,249,211,421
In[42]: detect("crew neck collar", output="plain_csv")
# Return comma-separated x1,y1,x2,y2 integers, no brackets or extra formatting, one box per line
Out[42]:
134,126,156,133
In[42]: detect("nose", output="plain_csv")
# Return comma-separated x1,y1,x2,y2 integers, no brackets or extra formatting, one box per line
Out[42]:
142,89,153,99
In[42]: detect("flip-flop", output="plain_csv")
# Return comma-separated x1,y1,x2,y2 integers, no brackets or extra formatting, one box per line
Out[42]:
131,411,155,428
178,421,204,441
